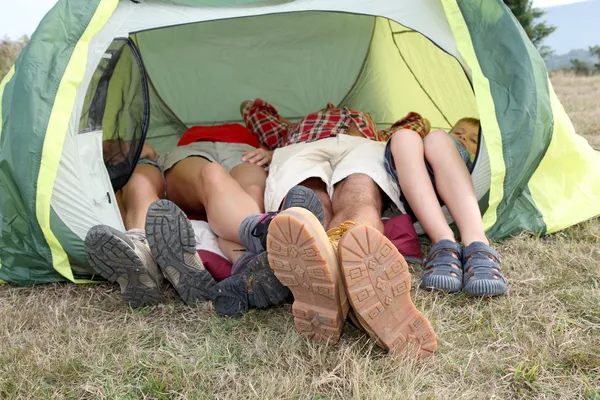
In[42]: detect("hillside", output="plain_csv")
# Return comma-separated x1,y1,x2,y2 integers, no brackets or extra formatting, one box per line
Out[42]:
545,48,597,70
541,0,600,55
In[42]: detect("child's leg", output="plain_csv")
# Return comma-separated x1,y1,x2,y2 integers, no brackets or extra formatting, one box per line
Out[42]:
423,130,487,246
389,129,455,244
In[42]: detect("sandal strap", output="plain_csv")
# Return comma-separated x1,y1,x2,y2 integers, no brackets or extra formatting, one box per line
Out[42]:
423,240,463,279
463,242,506,282
425,239,463,263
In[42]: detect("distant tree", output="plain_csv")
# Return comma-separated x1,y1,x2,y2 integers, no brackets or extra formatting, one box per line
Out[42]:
503,0,557,58
590,45,600,73
0,35,29,81
570,58,590,76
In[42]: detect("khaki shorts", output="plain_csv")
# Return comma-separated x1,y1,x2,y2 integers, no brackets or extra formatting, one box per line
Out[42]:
161,142,255,173
264,135,405,212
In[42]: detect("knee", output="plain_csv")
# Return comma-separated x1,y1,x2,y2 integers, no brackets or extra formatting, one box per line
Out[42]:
124,168,164,200
423,129,452,157
200,162,228,188
335,174,381,207
390,129,422,150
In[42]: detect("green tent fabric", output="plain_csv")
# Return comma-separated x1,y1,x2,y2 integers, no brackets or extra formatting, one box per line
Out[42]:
0,0,598,285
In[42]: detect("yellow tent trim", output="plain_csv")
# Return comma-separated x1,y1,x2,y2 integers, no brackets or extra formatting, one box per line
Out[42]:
528,80,600,233
441,0,507,231
35,0,118,283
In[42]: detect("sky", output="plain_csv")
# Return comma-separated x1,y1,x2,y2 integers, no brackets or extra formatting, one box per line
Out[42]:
0,0,590,40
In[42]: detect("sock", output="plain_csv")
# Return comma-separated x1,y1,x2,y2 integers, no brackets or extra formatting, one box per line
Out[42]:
238,213,267,254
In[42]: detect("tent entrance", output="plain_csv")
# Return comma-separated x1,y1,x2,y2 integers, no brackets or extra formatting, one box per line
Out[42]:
79,10,483,198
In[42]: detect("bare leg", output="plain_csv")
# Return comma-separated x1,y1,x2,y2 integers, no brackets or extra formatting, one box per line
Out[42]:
330,174,384,232
120,164,164,230
299,177,332,228
230,162,267,212
218,237,244,264
423,130,488,246
167,159,260,243
390,129,455,244
165,156,212,214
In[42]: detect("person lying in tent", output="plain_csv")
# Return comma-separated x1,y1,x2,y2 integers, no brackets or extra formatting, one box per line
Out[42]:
207,98,438,358
215,100,507,358
84,123,323,308
268,113,507,357
383,115,508,296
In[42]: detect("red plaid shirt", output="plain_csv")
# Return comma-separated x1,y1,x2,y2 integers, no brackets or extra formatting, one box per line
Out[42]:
242,99,378,149
241,99,431,149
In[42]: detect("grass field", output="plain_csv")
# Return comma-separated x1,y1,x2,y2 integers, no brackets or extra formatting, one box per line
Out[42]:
1,73,599,399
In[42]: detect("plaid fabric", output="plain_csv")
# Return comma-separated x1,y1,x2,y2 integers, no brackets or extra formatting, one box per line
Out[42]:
242,99,378,149
242,99,431,148
377,112,431,141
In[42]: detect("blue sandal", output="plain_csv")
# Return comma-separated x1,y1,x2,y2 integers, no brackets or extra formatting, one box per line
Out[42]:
420,239,463,292
462,242,507,296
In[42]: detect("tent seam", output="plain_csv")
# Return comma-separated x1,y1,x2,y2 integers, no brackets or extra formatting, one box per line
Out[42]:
337,17,377,108
387,19,451,127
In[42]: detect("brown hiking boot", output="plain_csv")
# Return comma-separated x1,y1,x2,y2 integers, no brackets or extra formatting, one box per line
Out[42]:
84,225,163,308
326,221,357,319
267,207,345,342
338,225,437,359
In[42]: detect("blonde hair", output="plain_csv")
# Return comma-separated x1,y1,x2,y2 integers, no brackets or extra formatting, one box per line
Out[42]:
452,117,480,131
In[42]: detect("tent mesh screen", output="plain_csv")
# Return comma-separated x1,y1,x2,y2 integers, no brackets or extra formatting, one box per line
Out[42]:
78,38,149,191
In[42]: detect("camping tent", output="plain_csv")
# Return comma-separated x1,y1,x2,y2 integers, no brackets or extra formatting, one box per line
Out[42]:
1,0,599,285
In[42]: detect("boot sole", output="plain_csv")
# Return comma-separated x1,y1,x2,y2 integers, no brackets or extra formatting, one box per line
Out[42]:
145,200,216,305
338,225,437,359
84,225,161,308
267,207,344,342
281,185,325,226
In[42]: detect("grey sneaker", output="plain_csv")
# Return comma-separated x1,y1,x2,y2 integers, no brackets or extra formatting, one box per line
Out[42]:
145,200,217,305
84,225,163,308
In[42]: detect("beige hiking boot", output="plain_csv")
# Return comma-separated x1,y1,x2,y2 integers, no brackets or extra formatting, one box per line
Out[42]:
267,207,346,342
84,225,163,308
337,224,438,359
325,221,357,319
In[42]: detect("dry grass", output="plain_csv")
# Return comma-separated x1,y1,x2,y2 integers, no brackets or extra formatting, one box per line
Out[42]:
550,71,600,148
1,74,599,400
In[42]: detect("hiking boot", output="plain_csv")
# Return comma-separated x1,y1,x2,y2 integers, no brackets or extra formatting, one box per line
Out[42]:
84,225,162,308
337,224,437,359
145,200,217,305
267,207,345,342
211,185,325,318
239,185,325,255
210,251,291,318
326,221,357,319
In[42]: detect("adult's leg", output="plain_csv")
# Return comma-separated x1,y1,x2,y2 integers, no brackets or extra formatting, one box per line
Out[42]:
218,237,244,264
329,173,384,232
120,164,165,230
299,177,332,229
389,129,455,244
423,130,487,246
166,158,260,243
230,162,267,212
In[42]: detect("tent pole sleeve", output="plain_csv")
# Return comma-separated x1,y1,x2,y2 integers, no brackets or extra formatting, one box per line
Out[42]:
35,0,119,283
440,0,506,231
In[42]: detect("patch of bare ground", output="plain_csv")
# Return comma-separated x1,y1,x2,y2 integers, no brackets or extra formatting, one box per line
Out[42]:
1,74,599,400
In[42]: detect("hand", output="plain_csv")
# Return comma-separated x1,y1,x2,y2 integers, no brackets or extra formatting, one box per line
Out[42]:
242,148,273,170
140,143,159,161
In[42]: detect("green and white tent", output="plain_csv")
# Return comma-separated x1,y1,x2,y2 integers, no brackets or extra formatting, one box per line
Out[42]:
1,0,599,285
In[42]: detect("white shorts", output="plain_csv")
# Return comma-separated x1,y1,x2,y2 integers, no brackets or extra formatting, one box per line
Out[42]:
264,135,404,213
